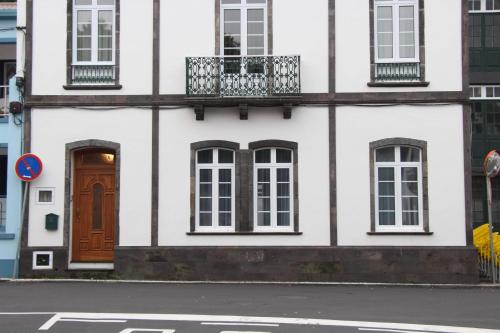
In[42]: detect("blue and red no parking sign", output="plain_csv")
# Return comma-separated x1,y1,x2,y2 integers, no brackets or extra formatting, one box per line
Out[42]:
15,153,43,182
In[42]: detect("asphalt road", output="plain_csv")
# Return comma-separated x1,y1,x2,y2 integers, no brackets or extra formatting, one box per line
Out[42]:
0,281,499,333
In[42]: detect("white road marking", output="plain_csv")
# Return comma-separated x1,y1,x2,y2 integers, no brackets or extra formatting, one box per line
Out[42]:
359,328,436,333
220,331,271,333
201,322,279,327
38,314,60,330
29,312,500,333
59,318,127,323
118,329,175,333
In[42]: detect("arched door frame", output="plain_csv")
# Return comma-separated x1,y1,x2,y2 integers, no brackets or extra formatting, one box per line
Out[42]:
64,140,121,259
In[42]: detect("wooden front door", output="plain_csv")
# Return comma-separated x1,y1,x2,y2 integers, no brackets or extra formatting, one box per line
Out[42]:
72,149,116,262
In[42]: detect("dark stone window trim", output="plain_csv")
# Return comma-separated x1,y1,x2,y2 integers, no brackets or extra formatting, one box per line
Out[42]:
66,0,121,88
215,0,273,55
369,138,429,233
248,140,299,233
190,141,241,233
64,140,121,254
368,0,426,85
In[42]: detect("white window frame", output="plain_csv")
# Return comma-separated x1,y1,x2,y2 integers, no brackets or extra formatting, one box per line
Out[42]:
35,188,55,205
195,148,236,232
253,148,294,232
469,0,500,12
374,0,420,63
73,0,116,65
220,0,268,57
32,251,54,270
470,85,500,99
374,146,424,232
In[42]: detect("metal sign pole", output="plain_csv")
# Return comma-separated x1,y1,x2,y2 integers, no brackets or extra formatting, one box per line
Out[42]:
486,176,497,284
12,181,28,279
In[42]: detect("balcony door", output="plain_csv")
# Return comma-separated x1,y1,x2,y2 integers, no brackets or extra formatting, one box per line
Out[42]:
220,0,268,96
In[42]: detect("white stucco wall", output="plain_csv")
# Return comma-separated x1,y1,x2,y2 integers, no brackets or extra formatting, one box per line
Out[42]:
31,0,153,96
335,0,463,93
158,106,331,246
27,108,152,247
336,105,466,246
161,0,328,94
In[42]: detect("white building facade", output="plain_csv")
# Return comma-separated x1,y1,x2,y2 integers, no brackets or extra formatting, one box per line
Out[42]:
19,0,477,283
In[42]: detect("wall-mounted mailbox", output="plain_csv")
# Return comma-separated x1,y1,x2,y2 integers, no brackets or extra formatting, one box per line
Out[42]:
45,214,59,231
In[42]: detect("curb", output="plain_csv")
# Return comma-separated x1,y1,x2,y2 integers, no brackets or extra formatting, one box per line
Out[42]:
2,278,500,289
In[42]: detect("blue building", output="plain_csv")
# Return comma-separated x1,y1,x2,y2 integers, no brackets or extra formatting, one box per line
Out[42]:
0,3,22,278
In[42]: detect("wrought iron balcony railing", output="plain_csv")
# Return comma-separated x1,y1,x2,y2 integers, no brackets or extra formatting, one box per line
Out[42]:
186,55,301,97
72,65,115,85
375,62,422,82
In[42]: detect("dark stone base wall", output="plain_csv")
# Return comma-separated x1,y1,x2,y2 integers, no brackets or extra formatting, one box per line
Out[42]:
20,246,480,284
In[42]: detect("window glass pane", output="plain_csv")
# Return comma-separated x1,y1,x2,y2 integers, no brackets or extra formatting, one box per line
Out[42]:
222,0,241,4
200,184,212,197
376,147,395,162
378,182,395,196
218,149,234,164
197,149,213,164
92,183,103,230
378,167,394,181
379,212,396,225
219,213,231,227
276,149,292,163
277,183,289,196
255,149,271,163
277,198,290,211
200,169,212,182
258,212,271,226
199,213,212,226
277,168,290,182
247,0,266,3
258,183,270,196
98,11,113,62
77,10,92,61
401,182,418,196
76,0,92,5
219,198,231,212
377,6,393,59
400,147,420,162
200,198,212,211
401,167,418,181
277,212,290,226
402,212,419,225
399,6,415,58
402,197,419,211
97,0,114,4
379,196,395,211
258,198,271,211
257,168,270,182
38,190,53,203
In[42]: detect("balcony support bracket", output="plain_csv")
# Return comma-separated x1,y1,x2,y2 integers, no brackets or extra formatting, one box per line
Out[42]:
194,104,204,121
283,104,293,119
239,104,248,120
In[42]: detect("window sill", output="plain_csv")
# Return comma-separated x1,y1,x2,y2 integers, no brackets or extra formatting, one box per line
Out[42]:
187,232,302,236
63,84,122,90
0,233,15,240
367,81,430,88
367,231,433,236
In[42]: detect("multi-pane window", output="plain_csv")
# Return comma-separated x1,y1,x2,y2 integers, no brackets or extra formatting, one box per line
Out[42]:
375,146,423,231
221,0,267,57
73,0,115,64
469,0,500,12
196,148,235,231
374,0,419,62
254,148,293,231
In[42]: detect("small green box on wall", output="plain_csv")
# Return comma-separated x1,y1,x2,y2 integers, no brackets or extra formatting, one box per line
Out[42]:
45,214,59,231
